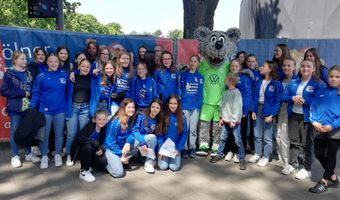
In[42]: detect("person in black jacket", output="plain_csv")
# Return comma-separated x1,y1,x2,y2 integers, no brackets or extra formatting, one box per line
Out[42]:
75,109,108,182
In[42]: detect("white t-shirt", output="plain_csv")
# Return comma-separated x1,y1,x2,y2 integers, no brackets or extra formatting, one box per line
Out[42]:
292,80,308,114
259,80,271,104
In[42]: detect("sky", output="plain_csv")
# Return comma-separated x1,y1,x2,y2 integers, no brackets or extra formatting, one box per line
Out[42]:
69,0,241,35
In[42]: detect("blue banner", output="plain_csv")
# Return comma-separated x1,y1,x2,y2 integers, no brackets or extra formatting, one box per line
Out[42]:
236,39,340,68
0,25,159,68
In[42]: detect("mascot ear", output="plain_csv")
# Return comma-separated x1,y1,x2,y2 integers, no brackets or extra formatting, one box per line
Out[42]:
225,28,241,43
194,26,211,42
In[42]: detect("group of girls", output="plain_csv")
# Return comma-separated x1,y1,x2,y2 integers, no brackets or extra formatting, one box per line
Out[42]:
207,45,339,194
1,43,339,193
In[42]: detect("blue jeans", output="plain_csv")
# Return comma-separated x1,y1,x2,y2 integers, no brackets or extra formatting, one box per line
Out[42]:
254,105,274,159
65,102,90,155
9,113,31,156
40,113,65,156
105,150,124,178
183,109,199,150
158,154,181,171
144,134,157,164
217,123,245,160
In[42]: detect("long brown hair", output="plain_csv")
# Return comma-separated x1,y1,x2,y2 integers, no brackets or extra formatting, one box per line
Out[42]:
143,99,163,135
272,44,291,66
115,51,134,79
303,48,324,80
160,51,176,73
163,95,183,134
115,98,136,130
328,65,340,95
265,60,279,81
101,60,115,86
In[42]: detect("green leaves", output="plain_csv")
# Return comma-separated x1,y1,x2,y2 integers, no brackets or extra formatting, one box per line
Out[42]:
0,0,123,35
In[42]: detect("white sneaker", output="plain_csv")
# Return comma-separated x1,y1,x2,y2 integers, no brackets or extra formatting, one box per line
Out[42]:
40,156,49,169
11,156,22,168
55,154,62,167
295,168,311,180
66,155,74,167
257,157,269,167
233,154,239,163
248,154,261,163
79,169,96,182
281,164,295,175
224,152,233,161
144,162,155,174
25,153,41,163
31,146,41,156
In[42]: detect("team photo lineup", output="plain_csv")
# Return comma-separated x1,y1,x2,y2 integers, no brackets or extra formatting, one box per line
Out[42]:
1,27,340,195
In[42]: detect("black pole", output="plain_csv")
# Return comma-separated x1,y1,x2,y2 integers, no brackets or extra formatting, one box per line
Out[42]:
56,0,64,30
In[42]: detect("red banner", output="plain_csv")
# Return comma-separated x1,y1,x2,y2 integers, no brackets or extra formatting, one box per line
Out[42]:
0,40,10,141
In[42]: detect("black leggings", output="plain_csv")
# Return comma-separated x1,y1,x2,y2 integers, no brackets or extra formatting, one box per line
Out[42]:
78,143,107,171
314,137,340,180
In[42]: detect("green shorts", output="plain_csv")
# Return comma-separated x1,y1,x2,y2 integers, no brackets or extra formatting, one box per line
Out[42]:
199,104,220,122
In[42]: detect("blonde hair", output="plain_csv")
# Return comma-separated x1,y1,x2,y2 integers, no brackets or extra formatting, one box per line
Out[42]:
101,60,115,86
115,98,135,130
11,51,26,65
227,72,240,86
115,51,134,78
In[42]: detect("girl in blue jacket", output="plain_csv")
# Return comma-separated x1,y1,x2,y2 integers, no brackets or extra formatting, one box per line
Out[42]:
56,46,73,73
132,98,163,173
130,62,158,111
276,58,297,169
154,51,180,102
309,65,340,193
30,53,69,169
281,60,325,180
27,47,47,81
112,52,134,105
157,95,188,171
90,60,115,117
103,98,136,178
248,61,283,167
65,59,94,167
0,51,41,168
304,48,328,85
224,58,253,162
180,55,204,158
272,44,291,81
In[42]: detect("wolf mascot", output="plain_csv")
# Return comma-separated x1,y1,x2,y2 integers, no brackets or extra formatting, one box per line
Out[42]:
195,26,241,156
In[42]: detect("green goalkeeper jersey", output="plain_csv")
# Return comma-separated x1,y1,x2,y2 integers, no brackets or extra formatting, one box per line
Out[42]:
198,59,230,106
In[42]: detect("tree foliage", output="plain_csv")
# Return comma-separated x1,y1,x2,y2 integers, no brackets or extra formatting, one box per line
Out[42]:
0,0,123,35
167,29,183,39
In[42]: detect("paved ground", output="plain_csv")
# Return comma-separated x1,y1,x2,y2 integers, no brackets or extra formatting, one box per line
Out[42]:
0,142,339,200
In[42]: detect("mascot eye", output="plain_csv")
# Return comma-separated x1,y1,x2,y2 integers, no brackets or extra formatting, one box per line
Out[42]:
219,36,225,43
211,36,217,42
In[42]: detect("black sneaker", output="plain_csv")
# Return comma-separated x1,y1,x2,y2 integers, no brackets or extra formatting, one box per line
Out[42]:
239,160,247,170
328,176,339,188
210,155,224,163
182,150,189,159
309,181,328,194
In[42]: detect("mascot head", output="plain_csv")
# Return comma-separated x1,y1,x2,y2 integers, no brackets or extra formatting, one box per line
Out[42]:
194,27,241,67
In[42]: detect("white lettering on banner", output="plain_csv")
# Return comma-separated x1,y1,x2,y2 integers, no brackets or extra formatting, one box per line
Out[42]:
4,122,10,129
1,107,8,116
2,42,51,61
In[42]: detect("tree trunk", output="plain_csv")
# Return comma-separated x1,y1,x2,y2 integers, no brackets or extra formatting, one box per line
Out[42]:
183,0,219,39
